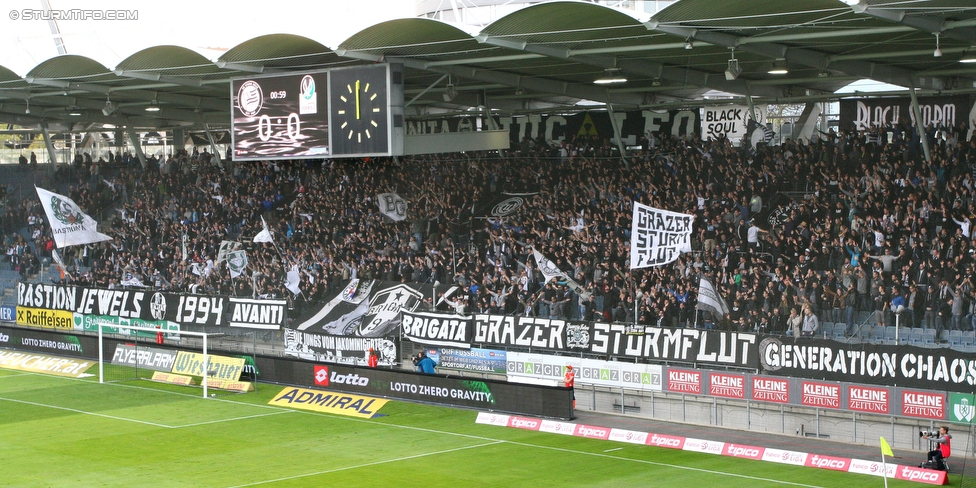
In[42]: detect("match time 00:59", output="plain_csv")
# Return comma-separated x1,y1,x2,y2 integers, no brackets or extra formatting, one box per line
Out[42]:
268,90,287,99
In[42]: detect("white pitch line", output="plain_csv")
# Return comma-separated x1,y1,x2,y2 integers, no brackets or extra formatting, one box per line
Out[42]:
0,373,34,379
174,410,293,428
19,373,828,487
227,441,505,488
0,396,174,429
604,447,623,452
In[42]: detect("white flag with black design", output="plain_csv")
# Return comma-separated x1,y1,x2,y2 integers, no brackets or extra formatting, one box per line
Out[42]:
377,193,408,221
696,277,730,317
630,202,693,268
532,249,564,284
227,250,248,278
35,187,112,248
253,216,274,243
217,240,241,263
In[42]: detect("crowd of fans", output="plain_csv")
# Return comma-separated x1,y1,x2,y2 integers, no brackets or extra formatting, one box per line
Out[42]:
5,119,976,339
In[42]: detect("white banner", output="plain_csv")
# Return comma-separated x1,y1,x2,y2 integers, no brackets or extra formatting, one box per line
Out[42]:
35,187,112,248
701,105,767,143
506,351,662,392
630,202,693,268
227,250,247,278
377,193,407,221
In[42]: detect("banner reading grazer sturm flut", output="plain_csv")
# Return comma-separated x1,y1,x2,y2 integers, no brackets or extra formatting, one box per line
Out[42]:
630,202,693,268
35,187,112,248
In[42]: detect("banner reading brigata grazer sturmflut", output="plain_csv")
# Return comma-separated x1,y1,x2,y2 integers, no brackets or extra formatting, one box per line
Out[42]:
630,203,693,268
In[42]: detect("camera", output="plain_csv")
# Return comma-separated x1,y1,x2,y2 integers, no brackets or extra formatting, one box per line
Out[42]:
919,430,931,437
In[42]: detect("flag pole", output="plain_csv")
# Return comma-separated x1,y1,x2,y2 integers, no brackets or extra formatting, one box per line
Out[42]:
881,450,889,488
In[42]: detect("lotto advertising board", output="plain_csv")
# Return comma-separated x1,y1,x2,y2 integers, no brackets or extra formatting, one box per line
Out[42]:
252,356,574,419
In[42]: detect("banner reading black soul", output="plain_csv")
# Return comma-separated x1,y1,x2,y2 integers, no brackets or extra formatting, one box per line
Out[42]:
16,282,286,329
759,335,976,393
400,311,757,368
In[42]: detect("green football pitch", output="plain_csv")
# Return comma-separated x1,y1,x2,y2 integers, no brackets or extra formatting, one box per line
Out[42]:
0,367,956,487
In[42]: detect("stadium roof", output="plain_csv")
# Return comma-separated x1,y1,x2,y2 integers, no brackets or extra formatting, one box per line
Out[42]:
1,0,975,131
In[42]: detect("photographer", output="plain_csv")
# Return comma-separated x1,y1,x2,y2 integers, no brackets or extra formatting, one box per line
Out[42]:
413,351,437,374
922,426,951,470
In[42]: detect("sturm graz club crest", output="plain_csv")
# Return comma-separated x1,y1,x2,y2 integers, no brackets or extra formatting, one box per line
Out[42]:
149,292,167,321
566,323,590,349
51,196,84,225
491,197,524,218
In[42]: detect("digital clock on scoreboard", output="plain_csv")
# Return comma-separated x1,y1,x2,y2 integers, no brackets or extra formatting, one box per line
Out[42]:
231,70,330,161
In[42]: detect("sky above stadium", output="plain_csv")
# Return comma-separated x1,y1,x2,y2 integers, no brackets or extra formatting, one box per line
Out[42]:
0,0,416,75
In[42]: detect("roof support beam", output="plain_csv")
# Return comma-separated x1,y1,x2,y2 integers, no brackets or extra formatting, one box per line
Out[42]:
338,49,647,107
474,34,785,99
848,3,976,44
114,70,203,88
645,22,945,90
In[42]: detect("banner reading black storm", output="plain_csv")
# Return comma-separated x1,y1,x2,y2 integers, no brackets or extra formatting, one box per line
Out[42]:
399,311,757,368
839,95,973,132
759,335,976,393
15,282,285,329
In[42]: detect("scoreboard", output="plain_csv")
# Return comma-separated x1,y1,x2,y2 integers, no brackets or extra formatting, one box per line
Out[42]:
231,64,403,160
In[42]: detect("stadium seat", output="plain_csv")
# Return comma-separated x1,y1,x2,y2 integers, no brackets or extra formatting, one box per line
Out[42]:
821,322,833,338
921,329,937,344
832,323,847,339
869,326,885,344
908,328,924,344
948,330,964,346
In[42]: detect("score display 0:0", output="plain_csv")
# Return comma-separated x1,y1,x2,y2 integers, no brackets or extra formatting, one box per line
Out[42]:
257,113,301,142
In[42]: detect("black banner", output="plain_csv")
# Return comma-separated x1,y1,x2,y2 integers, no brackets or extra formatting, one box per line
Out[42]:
253,358,574,419
467,314,758,368
759,335,976,393
839,95,973,131
401,310,473,348
15,282,291,328
290,280,429,338
405,110,700,146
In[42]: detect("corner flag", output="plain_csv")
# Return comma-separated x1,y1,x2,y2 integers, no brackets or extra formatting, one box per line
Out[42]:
880,436,894,457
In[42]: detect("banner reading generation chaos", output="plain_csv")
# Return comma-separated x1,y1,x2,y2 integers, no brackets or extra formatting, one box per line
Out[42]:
759,335,976,393
15,282,285,329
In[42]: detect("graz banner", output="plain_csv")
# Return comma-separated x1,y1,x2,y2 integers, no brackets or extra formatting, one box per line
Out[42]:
291,280,428,337
468,314,757,368
228,297,286,330
839,95,972,131
283,328,398,367
401,310,472,348
506,352,663,391
759,335,976,393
